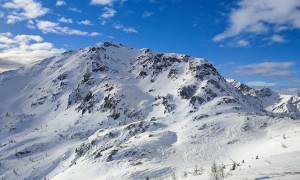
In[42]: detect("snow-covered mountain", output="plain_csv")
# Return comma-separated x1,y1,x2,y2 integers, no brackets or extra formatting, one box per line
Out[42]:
0,42,300,180
227,79,300,116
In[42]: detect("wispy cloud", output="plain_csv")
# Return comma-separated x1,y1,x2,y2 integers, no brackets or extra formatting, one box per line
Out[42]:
235,39,249,47
101,7,116,19
58,17,73,24
68,7,82,13
270,35,285,43
246,81,277,87
90,0,127,6
213,0,300,42
273,87,300,95
113,23,138,33
91,0,113,5
123,27,138,33
26,20,35,29
36,20,100,36
90,32,101,37
3,0,49,24
101,20,107,25
233,62,297,77
0,32,64,72
113,23,123,30
77,20,93,26
142,11,153,18
56,0,66,6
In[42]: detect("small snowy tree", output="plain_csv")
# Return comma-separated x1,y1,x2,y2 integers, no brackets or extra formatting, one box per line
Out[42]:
199,166,204,174
232,163,236,170
210,162,225,180
13,169,18,175
283,134,286,139
182,171,187,178
218,162,225,178
210,161,219,180
281,142,287,148
230,161,236,171
193,165,198,175
171,172,176,180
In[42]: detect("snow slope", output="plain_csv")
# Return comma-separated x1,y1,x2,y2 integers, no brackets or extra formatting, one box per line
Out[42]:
0,42,299,180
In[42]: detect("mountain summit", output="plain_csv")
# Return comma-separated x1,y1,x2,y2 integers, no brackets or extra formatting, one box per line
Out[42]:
1,42,300,180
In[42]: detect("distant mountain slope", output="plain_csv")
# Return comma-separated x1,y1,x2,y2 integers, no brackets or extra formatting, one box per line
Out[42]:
0,42,299,180
227,79,300,116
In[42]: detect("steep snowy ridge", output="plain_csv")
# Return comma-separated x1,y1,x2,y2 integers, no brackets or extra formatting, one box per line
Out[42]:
227,79,300,116
0,42,300,180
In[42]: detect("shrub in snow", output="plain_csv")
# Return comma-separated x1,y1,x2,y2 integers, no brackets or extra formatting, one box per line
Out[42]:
171,172,176,180
182,170,187,178
210,161,224,180
193,165,198,176
230,161,236,171
281,142,287,148
218,162,225,179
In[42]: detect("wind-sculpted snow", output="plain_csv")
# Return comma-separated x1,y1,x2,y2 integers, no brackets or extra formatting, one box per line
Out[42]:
0,42,300,180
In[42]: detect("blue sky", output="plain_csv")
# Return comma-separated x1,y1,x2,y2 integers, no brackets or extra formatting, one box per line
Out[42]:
0,0,300,88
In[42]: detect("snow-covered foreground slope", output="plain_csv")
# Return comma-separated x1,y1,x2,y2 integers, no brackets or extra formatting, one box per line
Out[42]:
0,42,299,180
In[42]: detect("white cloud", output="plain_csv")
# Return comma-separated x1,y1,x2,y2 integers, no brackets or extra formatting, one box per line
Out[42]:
270,34,285,43
90,0,127,5
36,20,100,36
142,11,153,18
239,62,295,69
273,87,300,95
56,0,66,6
101,20,107,25
236,39,249,47
68,7,82,13
0,32,64,72
26,20,35,29
246,81,277,87
91,0,113,5
78,20,93,26
90,32,101,37
213,0,300,42
3,0,49,24
58,17,73,23
101,7,116,19
123,27,138,33
0,32,14,44
234,62,297,77
113,23,138,33
113,23,123,29
14,34,43,42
